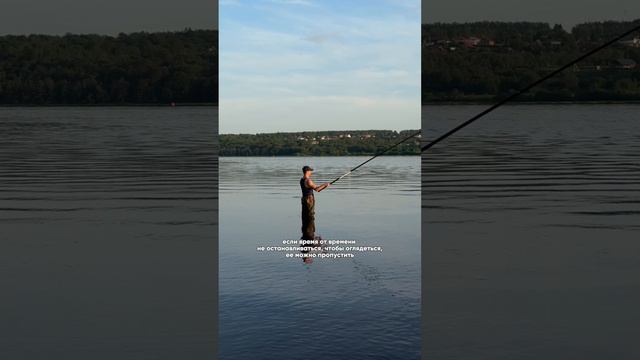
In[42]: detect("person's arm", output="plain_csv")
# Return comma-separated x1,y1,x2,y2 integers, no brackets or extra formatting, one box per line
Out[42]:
306,179,331,192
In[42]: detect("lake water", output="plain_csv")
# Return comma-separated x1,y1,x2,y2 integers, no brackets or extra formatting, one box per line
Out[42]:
423,104,640,359
219,156,421,360
0,107,218,360
4,104,638,359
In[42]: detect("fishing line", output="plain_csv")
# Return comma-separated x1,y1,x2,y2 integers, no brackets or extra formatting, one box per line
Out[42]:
329,129,422,184
421,23,640,153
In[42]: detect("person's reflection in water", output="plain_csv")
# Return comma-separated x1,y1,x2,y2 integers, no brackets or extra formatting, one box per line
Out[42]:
302,254,314,265
301,234,322,265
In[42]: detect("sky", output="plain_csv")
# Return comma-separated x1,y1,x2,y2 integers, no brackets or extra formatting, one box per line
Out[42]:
0,0,217,35
423,0,640,30
219,0,421,134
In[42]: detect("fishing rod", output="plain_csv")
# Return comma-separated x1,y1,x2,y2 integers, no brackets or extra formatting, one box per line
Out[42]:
421,23,640,153
329,23,640,185
330,129,422,184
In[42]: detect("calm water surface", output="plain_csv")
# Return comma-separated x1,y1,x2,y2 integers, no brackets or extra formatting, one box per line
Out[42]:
220,156,421,360
423,104,640,359
5,104,637,359
0,107,218,360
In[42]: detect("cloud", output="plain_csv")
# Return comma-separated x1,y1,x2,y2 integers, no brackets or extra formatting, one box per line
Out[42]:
385,0,420,10
269,0,313,5
220,0,242,6
220,96,420,133
220,0,420,133
303,32,341,44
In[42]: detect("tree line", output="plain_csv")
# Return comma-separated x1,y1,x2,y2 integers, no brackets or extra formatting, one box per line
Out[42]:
220,130,421,156
0,29,217,105
423,20,640,102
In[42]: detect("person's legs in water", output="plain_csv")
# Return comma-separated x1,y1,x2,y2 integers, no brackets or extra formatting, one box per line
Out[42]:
301,195,315,240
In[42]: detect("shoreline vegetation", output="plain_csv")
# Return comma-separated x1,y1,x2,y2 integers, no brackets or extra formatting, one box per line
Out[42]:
220,130,421,156
423,20,640,103
0,103,219,107
0,29,217,105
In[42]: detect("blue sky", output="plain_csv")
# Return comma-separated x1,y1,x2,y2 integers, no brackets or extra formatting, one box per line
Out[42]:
220,0,420,134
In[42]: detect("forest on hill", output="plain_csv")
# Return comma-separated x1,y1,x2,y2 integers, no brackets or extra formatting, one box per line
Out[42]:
220,130,421,156
423,20,640,102
0,30,217,105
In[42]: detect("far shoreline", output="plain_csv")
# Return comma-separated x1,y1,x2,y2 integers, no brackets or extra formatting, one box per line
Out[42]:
422,100,640,106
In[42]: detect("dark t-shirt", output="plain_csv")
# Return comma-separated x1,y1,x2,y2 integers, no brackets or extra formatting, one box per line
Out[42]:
300,177,314,197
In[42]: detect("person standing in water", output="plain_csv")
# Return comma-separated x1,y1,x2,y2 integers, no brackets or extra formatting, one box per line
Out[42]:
300,165,330,240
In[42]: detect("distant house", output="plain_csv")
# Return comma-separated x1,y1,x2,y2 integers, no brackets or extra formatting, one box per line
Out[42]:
477,38,496,48
460,37,481,48
573,63,601,72
620,37,640,47
617,58,637,70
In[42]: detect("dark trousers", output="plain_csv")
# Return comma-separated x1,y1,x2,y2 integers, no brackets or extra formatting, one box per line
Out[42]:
301,195,315,240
